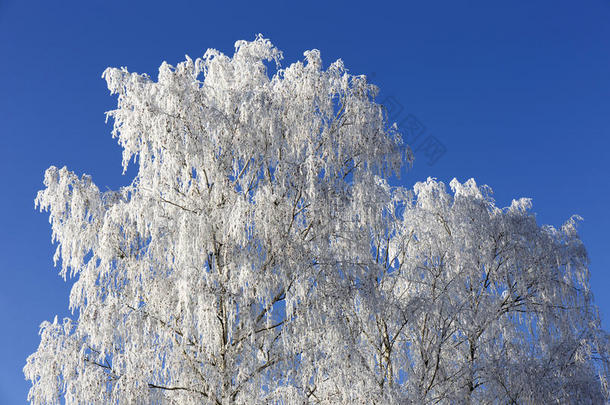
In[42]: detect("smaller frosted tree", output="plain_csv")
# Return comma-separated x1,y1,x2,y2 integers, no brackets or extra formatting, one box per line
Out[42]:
25,36,609,404
332,177,610,404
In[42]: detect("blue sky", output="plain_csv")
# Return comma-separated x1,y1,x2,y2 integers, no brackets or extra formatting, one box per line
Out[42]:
1,1,609,402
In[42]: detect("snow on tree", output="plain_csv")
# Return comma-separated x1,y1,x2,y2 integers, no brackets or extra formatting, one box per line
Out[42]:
25,36,609,404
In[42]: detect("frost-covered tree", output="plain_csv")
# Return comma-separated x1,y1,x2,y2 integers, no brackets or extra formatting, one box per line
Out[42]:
25,36,609,404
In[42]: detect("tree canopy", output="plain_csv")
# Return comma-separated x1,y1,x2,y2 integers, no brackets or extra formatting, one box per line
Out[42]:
25,36,609,404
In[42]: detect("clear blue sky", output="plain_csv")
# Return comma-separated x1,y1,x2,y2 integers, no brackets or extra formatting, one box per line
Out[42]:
1,1,609,402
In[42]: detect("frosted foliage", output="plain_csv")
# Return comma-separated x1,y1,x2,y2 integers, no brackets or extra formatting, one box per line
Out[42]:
25,36,608,404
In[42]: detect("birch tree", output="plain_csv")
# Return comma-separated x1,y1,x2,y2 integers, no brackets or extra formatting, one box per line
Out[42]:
25,36,609,404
